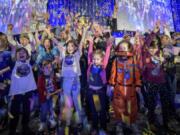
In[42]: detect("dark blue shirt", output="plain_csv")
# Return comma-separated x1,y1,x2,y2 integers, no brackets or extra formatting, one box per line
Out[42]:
0,51,13,82
89,65,104,87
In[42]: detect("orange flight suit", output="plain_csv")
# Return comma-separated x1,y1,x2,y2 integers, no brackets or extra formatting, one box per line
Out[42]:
109,54,141,124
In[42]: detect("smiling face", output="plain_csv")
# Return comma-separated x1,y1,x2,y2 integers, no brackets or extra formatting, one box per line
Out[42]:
23,37,29,46
118,42,129,52
93,54,103,66
149,39,160,56
7,24,13,32
43,39,51,51
16,49,28,62
135,36,140,45
42,63,53,76
67,42,76,54
161,35,170,46
149,46,158,56
20,37,29,46
124,35,131,41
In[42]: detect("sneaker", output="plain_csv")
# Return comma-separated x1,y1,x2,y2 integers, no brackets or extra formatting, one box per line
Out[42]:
116,123,124,135
155,104,161,114
142,128,155,135
77,123,83,131
139,106,148,115
38,123,45,132
131,123,141,135
149,123,158,133
49,119,57,128
58,120,62,127
90,129,98,135
99,129,107,135
167,119,180,132
8,112,14,119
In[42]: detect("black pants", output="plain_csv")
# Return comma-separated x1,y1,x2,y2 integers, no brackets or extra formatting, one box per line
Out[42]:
141,82,149,108
166,73,176,114
145,82,171,126
87,87,107,130
9,91,32,135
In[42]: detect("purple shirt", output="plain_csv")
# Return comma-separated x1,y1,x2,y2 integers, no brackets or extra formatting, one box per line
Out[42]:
143,53,166,84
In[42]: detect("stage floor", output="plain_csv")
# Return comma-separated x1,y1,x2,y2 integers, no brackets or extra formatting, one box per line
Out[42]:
1,105,180,135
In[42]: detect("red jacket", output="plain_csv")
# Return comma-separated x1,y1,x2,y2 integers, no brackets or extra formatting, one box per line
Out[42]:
37,75,58,103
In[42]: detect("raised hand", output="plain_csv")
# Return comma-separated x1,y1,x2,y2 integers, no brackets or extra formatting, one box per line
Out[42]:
87,35,94,43
84,22,91,32
44,26,52,36
43,13,49,21
135,30,141,45
36,22,40,31
163,23,169,30
75,12,81,18
153,20,161,33
24,26,30,33
135,30,140,37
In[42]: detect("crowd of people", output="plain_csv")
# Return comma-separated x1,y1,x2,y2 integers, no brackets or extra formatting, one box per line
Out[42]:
0,9,180,135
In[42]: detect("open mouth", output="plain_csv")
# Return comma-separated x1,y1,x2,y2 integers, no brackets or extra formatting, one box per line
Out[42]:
19,55,26,59
20,55,25,58
68,50,74,53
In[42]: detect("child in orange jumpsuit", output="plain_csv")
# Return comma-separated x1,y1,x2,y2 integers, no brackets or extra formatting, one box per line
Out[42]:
109,40,141,134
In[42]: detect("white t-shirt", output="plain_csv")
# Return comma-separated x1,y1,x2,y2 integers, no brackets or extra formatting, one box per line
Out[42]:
61,50,81,77
9,61,37,96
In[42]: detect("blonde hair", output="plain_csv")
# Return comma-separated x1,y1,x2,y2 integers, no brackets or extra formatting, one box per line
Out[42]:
93,49,105,58
161,35,170,40
20,33,29,41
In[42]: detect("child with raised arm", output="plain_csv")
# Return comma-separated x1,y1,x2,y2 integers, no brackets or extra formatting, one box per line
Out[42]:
8,48,37,135
86,35,113,134
56,25,89,134
109,40,141,135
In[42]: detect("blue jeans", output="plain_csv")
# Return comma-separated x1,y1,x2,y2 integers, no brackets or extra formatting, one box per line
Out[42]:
40,98,54,123
62,77,82,123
